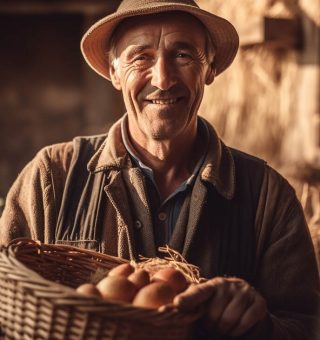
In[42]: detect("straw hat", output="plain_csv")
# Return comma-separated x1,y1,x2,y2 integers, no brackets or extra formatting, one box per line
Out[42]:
81,0,239,80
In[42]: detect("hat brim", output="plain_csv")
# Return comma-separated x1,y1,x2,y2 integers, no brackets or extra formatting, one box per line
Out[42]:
81,4,239,80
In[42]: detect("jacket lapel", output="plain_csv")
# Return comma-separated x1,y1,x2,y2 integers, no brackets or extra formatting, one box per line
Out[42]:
104,170,138,260
168,195,191,253
123,168,157,258
179,121,236,258
181,177,208,258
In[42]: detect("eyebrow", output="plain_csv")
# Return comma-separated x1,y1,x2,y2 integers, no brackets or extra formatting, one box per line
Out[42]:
126,45,152,57
170,41,200,54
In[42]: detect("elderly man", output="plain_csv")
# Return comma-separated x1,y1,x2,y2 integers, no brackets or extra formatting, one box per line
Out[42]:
0,0,319,339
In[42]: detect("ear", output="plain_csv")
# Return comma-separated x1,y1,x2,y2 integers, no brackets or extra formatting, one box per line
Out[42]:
109,63,122,90
205,63,215,85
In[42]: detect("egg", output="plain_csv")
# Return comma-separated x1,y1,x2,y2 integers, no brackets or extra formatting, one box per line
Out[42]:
76,283,102,297
151,268,188,294
97,276,137,303
132,281,175,309
128,269,150,289
108,263,135,277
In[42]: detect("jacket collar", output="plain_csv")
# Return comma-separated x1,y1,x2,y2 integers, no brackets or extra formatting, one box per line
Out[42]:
87,115,235,199
200,122,235,199
87,117,130,172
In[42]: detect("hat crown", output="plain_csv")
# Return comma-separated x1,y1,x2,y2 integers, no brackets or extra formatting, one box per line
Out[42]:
118,0,199,11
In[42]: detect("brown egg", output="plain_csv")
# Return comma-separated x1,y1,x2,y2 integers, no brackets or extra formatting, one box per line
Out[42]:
128,269,150,289
132,281,176,309
108,263,135,277
97,276,137,303
152,268,188,294
76,283,102,298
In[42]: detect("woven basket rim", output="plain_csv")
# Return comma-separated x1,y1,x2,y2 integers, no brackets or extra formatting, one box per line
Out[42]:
0,238,203,326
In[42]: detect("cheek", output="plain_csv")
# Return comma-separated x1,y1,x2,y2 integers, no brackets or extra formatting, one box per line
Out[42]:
187,79,205,106
183,66,206,92
185,72,206,112
123,69,149,102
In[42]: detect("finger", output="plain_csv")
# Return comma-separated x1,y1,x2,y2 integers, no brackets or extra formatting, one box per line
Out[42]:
173,281,215,311
216,281,254,334
229,291,267,337
204,279,235,325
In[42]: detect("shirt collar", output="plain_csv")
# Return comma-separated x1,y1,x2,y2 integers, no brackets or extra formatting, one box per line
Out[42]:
121,114,154,178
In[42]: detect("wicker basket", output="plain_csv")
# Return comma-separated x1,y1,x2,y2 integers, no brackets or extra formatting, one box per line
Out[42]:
0,238,202,340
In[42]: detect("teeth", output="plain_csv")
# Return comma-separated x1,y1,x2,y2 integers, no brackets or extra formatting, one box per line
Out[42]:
151,98,178,105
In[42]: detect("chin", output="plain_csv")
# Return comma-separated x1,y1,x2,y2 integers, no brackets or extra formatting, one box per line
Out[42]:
149,127,181,141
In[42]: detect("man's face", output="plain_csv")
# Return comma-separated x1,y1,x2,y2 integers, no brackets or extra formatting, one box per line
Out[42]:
110,12,214,142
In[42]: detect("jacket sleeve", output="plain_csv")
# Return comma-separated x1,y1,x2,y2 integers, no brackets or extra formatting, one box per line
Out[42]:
0,142,73,245
249,165,320,340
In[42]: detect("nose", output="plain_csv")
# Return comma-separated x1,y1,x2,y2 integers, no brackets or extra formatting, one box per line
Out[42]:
151,56,177,90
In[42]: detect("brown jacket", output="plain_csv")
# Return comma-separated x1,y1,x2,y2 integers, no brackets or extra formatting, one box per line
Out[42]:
0,117,319,339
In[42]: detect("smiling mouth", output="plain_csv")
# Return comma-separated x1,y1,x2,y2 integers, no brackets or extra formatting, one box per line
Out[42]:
146,97,182,105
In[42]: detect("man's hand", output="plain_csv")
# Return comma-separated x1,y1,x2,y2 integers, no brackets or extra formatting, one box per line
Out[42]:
173,276,267,337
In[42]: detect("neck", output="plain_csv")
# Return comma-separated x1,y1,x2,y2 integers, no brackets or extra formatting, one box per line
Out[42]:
127,121,200,199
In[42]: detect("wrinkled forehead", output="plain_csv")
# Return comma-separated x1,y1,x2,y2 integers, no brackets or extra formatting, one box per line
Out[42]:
110,11,207,49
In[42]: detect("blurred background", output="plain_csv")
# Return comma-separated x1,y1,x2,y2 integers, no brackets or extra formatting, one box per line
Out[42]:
0,0,319,264
0,0,125,203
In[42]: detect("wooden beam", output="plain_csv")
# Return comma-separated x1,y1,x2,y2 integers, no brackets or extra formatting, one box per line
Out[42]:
264,17,303,49
240,16,303,50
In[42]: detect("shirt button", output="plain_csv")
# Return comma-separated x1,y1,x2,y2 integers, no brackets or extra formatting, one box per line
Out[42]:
158,212,167,221
134,220,142,229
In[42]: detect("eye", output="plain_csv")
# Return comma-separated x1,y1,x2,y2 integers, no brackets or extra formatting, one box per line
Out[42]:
132,54,153,64
175,52,194,65
135,55,147,61
176,53,192,59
